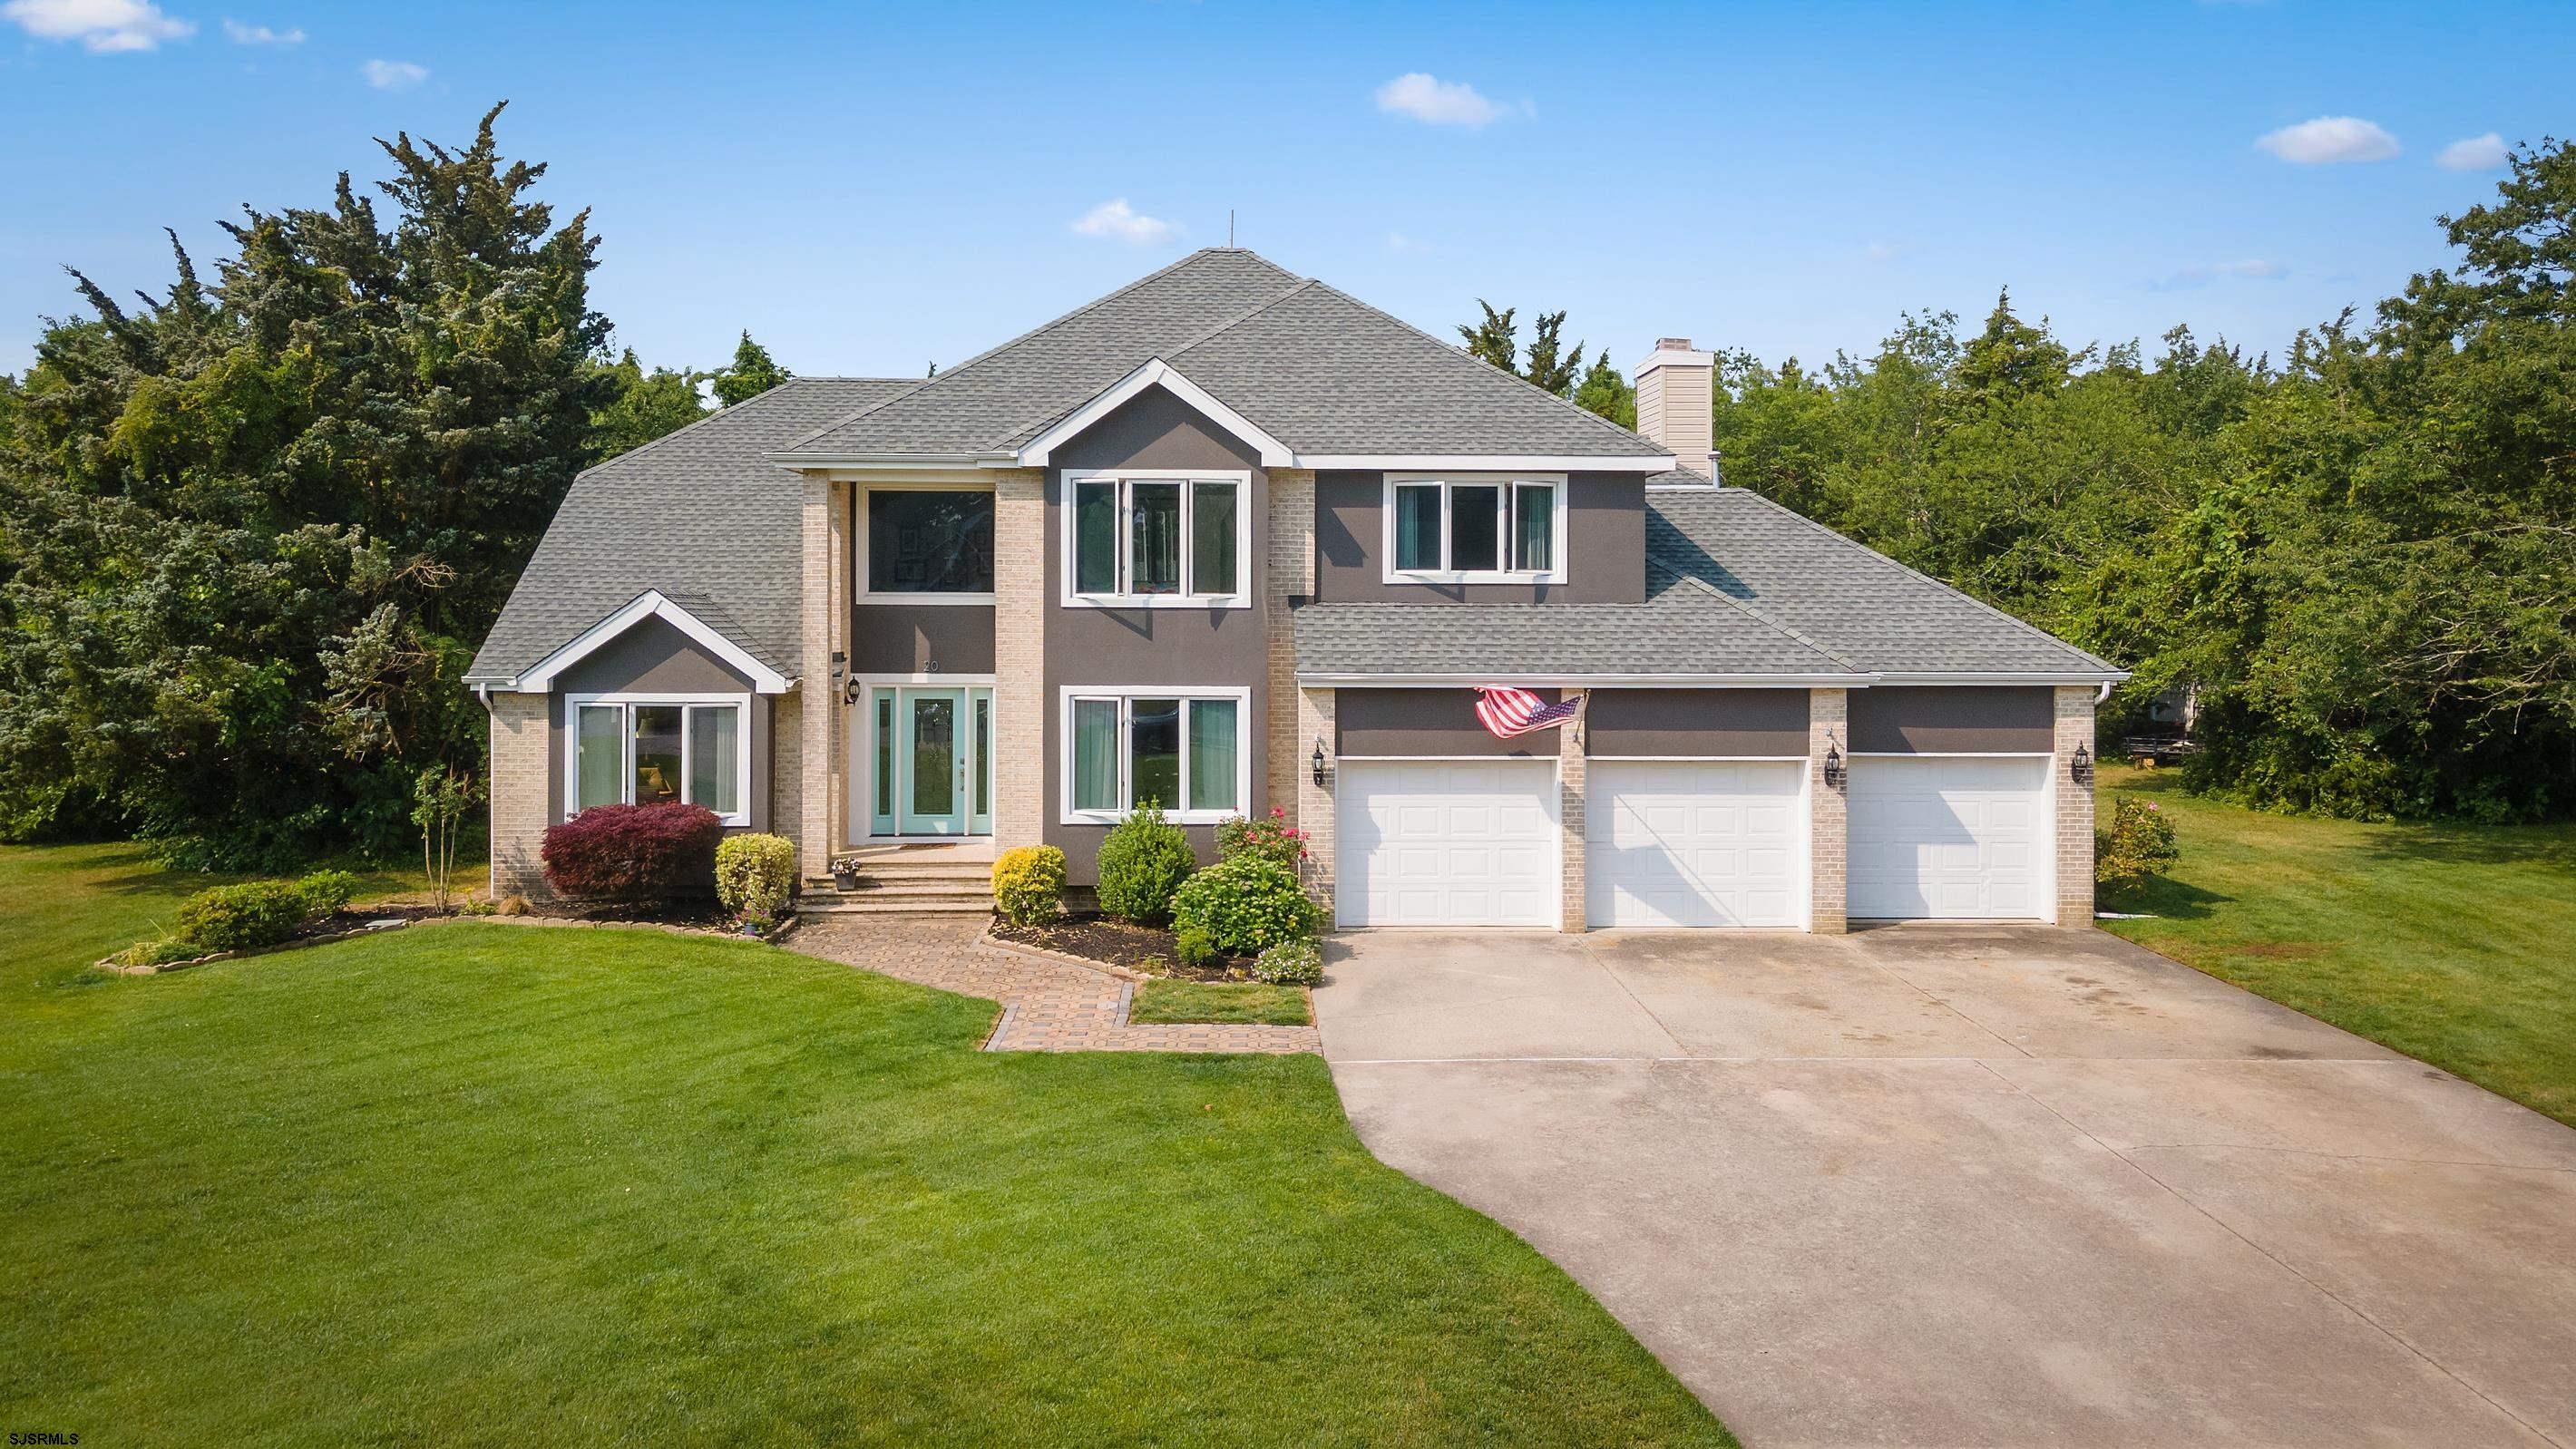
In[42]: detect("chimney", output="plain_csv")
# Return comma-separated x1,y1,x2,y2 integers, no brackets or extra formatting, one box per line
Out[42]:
1634,336,1715,480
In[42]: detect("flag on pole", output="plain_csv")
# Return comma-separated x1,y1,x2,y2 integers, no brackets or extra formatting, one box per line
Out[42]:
1474,686,1582,739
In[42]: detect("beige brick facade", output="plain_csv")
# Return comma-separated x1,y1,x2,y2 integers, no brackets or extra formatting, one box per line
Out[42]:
487,690,552,901
796,473,835,879
770,687,804,868
1293,686,1336,916
991,467,1048,851
1264,469,1316,819
2055,686,2098,927
1557,705,1588,932
1808,686,1849,934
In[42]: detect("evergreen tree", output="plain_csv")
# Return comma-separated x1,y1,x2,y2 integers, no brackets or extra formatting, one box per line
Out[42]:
1457,300,1518,374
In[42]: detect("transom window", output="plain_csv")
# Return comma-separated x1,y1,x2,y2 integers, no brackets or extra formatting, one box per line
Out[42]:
864,488,994,597
1065,471,1248,608
1062,689,1247,823
1386,474,1565,581
568,695,750,826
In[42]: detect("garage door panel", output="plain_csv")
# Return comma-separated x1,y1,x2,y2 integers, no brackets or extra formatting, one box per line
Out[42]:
1848,756,2051,920
1338,762,1558,928
1587,761,1804,929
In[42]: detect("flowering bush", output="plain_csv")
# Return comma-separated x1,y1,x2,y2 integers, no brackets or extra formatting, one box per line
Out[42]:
542,802,725,902
2095,797,2181,890
1215,808,1308,870
991,845,1068,925
1252,936,1323,986
1171,856,1322,957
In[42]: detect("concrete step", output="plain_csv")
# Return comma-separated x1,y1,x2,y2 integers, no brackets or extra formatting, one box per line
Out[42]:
828,880,992,900
797,895,991,917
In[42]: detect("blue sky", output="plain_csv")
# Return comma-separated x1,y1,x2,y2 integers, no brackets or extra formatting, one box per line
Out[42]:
3,0,2568,383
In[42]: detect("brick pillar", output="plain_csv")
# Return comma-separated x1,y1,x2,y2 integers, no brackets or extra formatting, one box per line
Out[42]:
1808,687,1849,934
1294,686,1336,919
1558,701,1588,932
992,467,1048,851
797,473,834,880
770,686,804,858
487,691,552,901
1265,469,1316,818
2055,686,2098,927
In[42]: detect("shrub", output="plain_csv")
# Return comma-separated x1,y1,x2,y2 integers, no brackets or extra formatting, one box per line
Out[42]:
1175,924,1218,967
496,894,532,917
714,833,798,922
991,845,1068,925
1095,803,1197,923
1215,808,1308,871
173,880,321,952
1172,855,1322,957
110,937,209,969
2096,797,2181,890
1252,936,1323,987
296,869,360,915
542,802,725,902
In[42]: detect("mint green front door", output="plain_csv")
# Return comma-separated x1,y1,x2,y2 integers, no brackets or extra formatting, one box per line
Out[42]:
869,686,993,838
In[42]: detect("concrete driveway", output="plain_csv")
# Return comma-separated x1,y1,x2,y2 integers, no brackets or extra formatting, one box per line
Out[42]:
1316,927,2576,1449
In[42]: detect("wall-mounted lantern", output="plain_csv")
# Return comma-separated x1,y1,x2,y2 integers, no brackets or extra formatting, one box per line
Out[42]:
2072,742,2093,785
1822,737,1846,791
1311,736,1330,789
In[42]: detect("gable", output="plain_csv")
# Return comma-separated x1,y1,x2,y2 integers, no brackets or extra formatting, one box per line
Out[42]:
1049,382,1267,472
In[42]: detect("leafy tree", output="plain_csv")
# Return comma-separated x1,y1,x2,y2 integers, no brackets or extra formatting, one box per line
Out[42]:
712,330,790,407
588,348,707,462
1572,355,1636,427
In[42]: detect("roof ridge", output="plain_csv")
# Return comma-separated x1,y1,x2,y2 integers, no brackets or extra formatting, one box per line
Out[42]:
776,248,1303,455
996,278,1322,448
1293,277,1669,456
578,374,883,481
1664,568,1862,670
1712,490,2122,673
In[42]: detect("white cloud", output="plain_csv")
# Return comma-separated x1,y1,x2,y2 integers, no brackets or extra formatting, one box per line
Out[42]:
1386,231,1430,253
1862,240,1900,264
1375,72,1509,127
4,0,195,52
2152,258,2287,290
220,16,298,44
1070,199,1175,246
2436,131,2509,171
2257,116,2399,164
360,57,426,90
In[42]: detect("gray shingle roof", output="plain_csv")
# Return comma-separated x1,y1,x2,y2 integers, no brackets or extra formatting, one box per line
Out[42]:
467,377,916,685
1294,488,2122,679
780,248,1664,462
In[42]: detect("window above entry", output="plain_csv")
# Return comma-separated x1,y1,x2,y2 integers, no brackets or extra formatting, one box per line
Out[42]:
862,486,995,602
1064,470,1250,609
1384,473,1566,584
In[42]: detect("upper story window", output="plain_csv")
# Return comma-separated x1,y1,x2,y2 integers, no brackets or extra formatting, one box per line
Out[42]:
864,488,994,598
1385,473,1566,583
1065,470,1249,609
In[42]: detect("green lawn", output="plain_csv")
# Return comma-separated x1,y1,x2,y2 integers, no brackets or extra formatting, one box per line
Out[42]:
0,843,1730,1447
2099,765,2576,1127
1130,978,1313,1026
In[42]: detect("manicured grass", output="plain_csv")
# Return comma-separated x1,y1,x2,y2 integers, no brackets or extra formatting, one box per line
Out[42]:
1129,978,1313,1026
0,848,1730,1447
2099,765,2576,1127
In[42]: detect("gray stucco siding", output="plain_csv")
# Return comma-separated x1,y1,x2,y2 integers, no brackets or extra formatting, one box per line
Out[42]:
1042,386,1271,886
1849,686,2055,754
1585,688,1810,756
541,615,771,833
1313,471,1646,604
1336,688,1561,759
848,603,996,675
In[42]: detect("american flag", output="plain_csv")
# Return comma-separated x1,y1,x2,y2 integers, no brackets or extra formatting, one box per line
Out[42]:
1474,686,1582,739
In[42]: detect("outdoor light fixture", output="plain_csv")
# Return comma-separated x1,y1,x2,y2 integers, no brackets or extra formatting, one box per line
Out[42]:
2072,742,2093,785
1822,738,1846,791
1311,736,1329,788
844,676,864,705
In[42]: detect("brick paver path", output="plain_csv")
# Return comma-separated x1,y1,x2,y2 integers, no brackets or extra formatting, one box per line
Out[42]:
791,915,1319,1055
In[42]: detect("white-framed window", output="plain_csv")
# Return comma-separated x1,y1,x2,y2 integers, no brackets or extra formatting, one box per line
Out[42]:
857,481,997,604
1383,472,1566,583
564,692,753,827
1062,469,1250,608
1059,686,1250,824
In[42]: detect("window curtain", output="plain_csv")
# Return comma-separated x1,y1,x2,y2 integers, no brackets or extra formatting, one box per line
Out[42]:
576,705,623,811
1074,481,1118,593
1513,483,1555,571
1073,699,1120,811
688,705,739,815
1187,699,1239,812
1394,484,1441,570
1190,481,1237,595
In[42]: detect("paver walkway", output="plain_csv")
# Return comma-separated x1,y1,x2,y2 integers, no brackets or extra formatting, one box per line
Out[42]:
793,915,1318,1054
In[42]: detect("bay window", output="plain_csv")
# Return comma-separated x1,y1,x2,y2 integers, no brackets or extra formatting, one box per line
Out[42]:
1386,474,1565,580
1066,471,1248,606
1063,689,1246,822
568,694,750,825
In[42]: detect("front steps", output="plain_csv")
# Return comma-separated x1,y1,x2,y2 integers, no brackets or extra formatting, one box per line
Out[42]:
799,841,994,916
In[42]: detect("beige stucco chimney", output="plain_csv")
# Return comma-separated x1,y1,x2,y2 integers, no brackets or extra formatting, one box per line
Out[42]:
1634,337,1715,480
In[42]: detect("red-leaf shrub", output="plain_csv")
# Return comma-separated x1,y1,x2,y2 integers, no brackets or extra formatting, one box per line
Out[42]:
542,802,726,902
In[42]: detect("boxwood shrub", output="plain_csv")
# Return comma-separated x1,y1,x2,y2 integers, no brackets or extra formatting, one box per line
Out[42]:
1094,804,1196,924
1171,856,1321,957
173,880,320,952
990,845,1068,925
714,833,798,922
542,802,726,902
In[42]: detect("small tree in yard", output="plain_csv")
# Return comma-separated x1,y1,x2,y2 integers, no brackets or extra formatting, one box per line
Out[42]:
414,766,481,910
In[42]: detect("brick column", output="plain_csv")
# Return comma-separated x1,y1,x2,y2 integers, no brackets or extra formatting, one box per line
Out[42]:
797,473,834,880
487,691,552,901
1264,469,1316,817
1294,686,1336,919
825,477,851,861
1558,701,1588,932
2055,686,2098,927
992,467,1048,851
770,686,803,857
1808,687,1849,934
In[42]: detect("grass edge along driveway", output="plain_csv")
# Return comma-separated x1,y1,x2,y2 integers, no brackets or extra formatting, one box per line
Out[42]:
0,892,1732,1447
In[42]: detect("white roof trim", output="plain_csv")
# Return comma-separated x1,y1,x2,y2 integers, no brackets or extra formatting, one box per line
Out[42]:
1017,358,1294,468
1298,453,1676,473
515,590,795,695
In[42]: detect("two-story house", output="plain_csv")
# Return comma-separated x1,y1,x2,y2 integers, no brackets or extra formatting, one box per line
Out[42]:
468,248,2124,930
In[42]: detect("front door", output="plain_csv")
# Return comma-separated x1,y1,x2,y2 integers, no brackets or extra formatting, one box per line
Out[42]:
865,686,994,838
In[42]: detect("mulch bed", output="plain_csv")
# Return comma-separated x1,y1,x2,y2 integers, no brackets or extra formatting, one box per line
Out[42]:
989,915,1253,980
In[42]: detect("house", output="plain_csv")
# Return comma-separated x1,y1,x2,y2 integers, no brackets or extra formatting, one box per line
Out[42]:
467,248,2125,930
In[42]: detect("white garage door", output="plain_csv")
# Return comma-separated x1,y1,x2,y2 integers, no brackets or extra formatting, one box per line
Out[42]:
1847,755,2052,920
1586,761,1803,929
1336,760,1558,928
